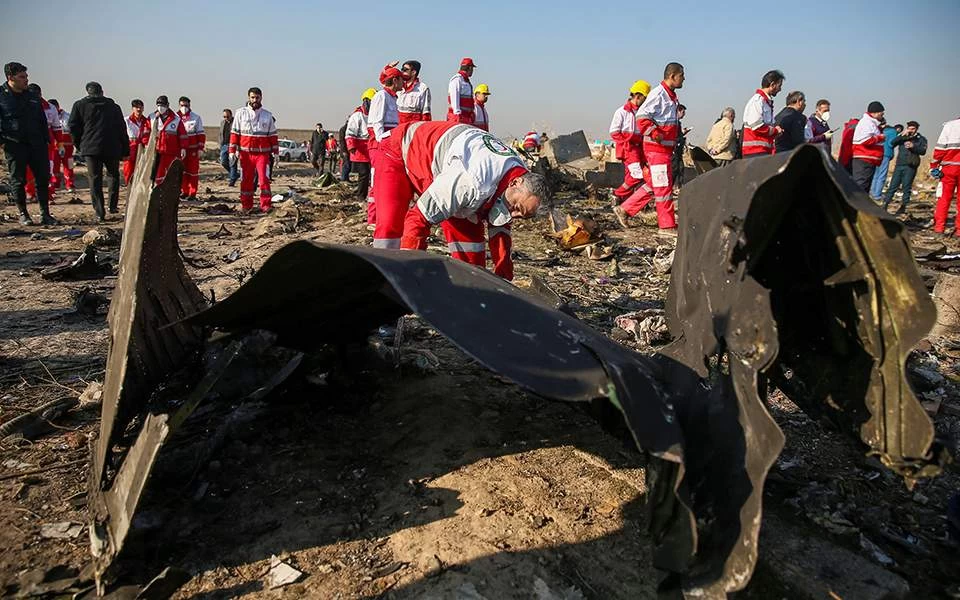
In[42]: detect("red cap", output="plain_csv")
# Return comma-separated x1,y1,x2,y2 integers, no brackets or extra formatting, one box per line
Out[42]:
460,57,477,68
379,66,402,85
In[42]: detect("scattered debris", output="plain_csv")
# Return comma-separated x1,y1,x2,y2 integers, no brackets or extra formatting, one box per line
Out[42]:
930,273,960,340
79,381,103,408
549,210,600,249
223,248,241,263
859,533,895,566
201,203,234,215
40,247,112,280
614,309,669,346
268,555,305,589
207,224,232,239
136,566,191,600
40,522,85,539
81,227,122,248
69,286,110,318
532,577,586,600
0,396,78,440
252,200,302,238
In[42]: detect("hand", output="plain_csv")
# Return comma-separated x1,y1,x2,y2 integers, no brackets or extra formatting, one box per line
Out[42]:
905,141,913,149
824,130,834,139
930,168,942,180
774,126,783,136
651,131,663,143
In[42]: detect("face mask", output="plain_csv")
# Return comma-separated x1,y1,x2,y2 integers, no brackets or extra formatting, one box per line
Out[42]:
157,105,168,114
820,111,831,122
180,106,189,114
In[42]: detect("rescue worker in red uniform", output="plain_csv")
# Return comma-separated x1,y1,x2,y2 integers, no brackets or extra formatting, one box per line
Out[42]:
522,131,541,153
742,70,785,158
850,101,887,193
634,63,686,230
24,83,59,203
398,60,431,123
447,58,476,124
177,96,205,200
346,88,375,221
123,99,150,185
368,66,404,248
609,79,653,228
151,95,187,186
48,99,75,192
385,121,547,280
930,117,960,235
838,117,859,174
228,87,279,213
473,84,491,132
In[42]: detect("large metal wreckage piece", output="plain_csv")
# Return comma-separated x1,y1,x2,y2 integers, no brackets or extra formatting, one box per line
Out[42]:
88,143,947,597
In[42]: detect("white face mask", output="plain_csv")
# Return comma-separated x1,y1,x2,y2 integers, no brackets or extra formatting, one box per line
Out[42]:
157,105,168,114
180,106,189,114
820,110,831,122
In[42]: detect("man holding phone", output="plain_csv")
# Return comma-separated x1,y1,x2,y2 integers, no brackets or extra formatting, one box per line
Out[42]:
807,99,834,154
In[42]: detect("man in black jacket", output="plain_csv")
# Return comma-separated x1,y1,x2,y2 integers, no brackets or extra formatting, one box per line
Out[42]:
309,123,327,175
0,62,57,225
774,91,807,153
69,81,128,222
882,120,927,215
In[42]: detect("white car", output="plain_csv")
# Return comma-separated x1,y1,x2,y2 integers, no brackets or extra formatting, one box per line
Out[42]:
278,139,308,162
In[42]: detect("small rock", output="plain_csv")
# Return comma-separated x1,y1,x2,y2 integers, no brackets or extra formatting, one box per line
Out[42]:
268,555,304,589
40,522,84,539
78,382,103,408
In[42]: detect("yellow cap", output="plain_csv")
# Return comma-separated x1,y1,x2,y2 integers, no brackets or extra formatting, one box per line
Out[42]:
475,83,491,95
629,79,651,97
361,87,377,101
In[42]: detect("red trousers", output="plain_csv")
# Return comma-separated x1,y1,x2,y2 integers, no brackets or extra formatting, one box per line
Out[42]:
154,153,177,186
52,146,75,190
371,148,412,248
180,150,201,197
934,171,960,234
613,149,646,199
401,205,514,280
239,152,272,211
644,149,677,229
367,154,377,225
124,142,142,185
25,144,56,199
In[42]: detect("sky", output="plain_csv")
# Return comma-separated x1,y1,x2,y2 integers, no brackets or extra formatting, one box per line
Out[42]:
4,0,959,146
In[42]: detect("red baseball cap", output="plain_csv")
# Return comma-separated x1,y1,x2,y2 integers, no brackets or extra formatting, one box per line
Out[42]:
460,57,477,68
379,65,402,84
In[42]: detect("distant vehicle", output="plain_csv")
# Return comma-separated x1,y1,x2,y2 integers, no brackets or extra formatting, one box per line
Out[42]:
277,139,307,161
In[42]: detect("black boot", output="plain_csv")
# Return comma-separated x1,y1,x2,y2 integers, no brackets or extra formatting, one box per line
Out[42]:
15,200,34,225
38,199,59,226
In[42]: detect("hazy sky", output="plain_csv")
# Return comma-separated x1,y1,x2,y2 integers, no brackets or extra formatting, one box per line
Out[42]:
4,0,959,145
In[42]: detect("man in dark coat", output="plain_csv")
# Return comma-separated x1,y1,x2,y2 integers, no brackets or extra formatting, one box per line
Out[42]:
69,81,128,222
774,91,808,153
0,62,57,225
882,120,928,215
309,123,327,174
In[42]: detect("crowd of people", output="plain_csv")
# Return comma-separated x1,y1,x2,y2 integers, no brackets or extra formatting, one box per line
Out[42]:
2,57,959,280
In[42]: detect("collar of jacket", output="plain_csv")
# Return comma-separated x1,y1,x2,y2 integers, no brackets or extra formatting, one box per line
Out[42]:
488,166,528,210
458,71,471,82
129,112,146,123
756,89,772,105
622,101,638,113
40,98,49,109
403,78,420,93
159,111,178,128
383,88,398,98
660,82,678,102
356,105,368,116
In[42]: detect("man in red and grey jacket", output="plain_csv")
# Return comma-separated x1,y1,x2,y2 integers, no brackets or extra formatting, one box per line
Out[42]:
150,95,187,186
634,62,685,230
398,60,431,124
609,79,653,228
123,99,150,185
930,116,960,235
850,101,887,193
381,121,546,280
177,96,205,201
228,87,279,212
346,88,375,220
368,65,404,248
742,70,785,158
48,99,75,192
447,58,476,124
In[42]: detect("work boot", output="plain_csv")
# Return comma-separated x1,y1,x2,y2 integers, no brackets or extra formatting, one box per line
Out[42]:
894,206,906,216
19,211,35,226
40,212,59,226
612,205,630,228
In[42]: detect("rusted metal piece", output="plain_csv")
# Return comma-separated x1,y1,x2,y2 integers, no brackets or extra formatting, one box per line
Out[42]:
88,129,209,589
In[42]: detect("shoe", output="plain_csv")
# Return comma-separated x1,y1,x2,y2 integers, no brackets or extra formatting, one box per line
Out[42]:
19,213,34,226
240,207,255,215
179,193,188,200
95,216,106,224
40,213,59,226
658,227,679,237
228,181,237,187
893,207,906,216
109,208,119,214
187,196,197,202
612,205,630,228
65,187,75,193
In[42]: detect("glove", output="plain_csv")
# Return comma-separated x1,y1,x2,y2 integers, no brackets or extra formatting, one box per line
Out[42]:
824,131,834,139
228,153,238,168
930,168,943,180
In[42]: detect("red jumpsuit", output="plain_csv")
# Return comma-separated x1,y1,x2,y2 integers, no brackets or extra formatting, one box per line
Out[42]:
609,101,653,216
229,104,278,211
25,98,59,201
932,117,960,234
153,110,188,185
179,109,205,197
389,121,522,280
52,108,75,191
446,71,475,124
124,113,151,185
635,82,680,228
368,88,402,248
345,105,372,222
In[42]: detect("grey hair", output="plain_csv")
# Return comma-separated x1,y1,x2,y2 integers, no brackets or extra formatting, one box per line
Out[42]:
785,90,805,106
519,171,549,201
721,106,735,118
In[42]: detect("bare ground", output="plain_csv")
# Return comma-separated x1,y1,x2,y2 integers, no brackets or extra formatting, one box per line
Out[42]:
1,155,959,599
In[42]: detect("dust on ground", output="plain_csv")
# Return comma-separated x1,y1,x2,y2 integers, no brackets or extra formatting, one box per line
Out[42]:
1,152,959,599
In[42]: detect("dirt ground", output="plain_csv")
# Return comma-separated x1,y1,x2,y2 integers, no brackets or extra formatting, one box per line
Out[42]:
1,150,959,599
